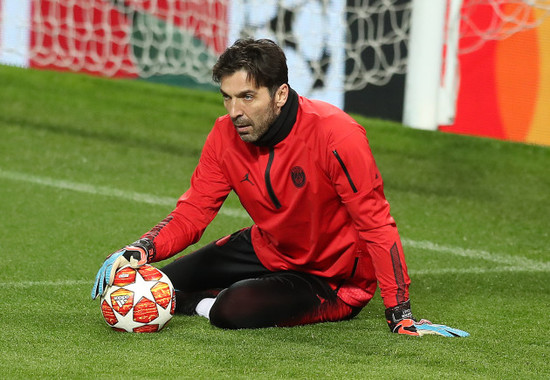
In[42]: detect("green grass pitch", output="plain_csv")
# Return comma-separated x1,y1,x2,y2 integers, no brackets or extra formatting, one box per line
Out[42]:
0,64,549,379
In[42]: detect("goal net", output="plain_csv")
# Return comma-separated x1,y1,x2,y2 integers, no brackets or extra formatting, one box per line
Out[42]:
23,0,228,82
458,0,550,54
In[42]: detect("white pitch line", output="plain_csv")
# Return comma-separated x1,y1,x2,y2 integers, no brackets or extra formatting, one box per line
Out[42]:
401,238,550,272
1,263,547,289
0,168,250,219
408,265,550,276
2,169,549,275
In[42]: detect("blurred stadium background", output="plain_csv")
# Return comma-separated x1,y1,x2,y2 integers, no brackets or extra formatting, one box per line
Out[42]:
1,0,550,146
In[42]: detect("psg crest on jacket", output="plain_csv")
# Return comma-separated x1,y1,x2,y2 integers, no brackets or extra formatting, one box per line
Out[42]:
290,166,306,188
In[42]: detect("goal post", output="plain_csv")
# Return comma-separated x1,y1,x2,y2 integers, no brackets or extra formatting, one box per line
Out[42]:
438,0,463,127
402,0,449,131
0,0,32,67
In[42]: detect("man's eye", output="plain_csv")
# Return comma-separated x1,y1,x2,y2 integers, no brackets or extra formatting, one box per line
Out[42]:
244,94,253,100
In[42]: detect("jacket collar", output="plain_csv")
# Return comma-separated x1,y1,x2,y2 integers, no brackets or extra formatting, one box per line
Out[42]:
253,86,299,147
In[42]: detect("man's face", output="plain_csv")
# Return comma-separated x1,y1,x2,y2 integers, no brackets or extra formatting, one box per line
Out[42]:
220,70,287,143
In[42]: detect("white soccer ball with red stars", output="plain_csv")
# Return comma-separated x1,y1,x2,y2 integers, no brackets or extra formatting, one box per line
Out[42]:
100,264,176,333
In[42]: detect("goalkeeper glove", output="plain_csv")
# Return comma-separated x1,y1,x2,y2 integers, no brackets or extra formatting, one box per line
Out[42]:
91,238,155,299
385,300,469,337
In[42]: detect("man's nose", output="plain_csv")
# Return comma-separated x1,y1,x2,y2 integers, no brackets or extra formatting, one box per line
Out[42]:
228,99,243,119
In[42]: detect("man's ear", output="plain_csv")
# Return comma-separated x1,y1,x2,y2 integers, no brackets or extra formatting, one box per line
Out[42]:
275,84,289,108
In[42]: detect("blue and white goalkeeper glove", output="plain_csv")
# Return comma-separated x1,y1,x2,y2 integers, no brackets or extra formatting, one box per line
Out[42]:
385,300,469,337
91,238,155,299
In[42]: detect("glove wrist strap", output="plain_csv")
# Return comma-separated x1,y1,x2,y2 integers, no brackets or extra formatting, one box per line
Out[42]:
130,238,156,263
385,300,415,332
385,300,414,320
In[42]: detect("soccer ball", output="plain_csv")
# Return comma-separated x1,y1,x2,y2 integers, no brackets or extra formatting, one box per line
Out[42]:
100,264,176,333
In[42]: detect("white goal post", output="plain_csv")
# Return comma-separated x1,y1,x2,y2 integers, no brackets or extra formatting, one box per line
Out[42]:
0,0,31,67
402,0,449,131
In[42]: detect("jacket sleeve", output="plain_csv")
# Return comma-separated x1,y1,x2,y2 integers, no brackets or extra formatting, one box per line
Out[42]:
327,125,410,309
141,126,232,262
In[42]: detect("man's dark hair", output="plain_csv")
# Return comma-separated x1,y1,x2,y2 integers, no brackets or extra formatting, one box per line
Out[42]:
212,39,288,96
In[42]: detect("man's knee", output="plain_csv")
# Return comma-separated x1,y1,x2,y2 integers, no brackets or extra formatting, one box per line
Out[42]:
209,282,267,329
208,290,238,329
208,274,321,329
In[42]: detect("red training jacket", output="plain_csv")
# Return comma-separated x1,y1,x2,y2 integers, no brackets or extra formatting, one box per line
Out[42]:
144,96,410,309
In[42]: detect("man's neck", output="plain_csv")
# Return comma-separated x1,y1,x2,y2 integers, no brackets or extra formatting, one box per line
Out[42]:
253,87,299,147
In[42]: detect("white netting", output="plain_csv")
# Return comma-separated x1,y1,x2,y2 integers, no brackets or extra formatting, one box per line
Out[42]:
343,0,411,90
228,0,411,91
458,0,550,54
28,0,227,81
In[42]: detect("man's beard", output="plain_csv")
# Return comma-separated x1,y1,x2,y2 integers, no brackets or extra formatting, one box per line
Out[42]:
232,99,279,143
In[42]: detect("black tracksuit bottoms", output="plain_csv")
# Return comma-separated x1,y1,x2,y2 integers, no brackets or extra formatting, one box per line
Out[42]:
160,227,361,329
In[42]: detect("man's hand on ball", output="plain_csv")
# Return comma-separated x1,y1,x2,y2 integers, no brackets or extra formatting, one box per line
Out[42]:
91,238,155,299
385,300,469,337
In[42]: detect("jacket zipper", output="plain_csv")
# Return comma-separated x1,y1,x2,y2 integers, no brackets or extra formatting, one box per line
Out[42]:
332,150,358,193
265,148,282,209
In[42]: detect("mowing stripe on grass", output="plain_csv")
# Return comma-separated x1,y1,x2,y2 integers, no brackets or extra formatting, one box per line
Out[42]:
2,168,549,275
0,279,91,288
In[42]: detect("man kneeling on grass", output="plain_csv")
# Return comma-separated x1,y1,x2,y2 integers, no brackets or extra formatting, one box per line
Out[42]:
92,38,468,337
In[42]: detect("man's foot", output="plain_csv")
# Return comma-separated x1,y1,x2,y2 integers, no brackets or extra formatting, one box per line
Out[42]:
174,289,221,315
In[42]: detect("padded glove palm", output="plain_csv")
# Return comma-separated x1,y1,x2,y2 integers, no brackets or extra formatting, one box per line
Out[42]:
91,238,155,299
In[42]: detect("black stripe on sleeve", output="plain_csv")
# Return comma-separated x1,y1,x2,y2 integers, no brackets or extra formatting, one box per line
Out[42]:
390,242,407,305
332,150,358,193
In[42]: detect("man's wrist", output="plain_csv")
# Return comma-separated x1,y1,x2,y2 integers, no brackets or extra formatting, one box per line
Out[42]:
129,238,156,263
385,300,414,332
